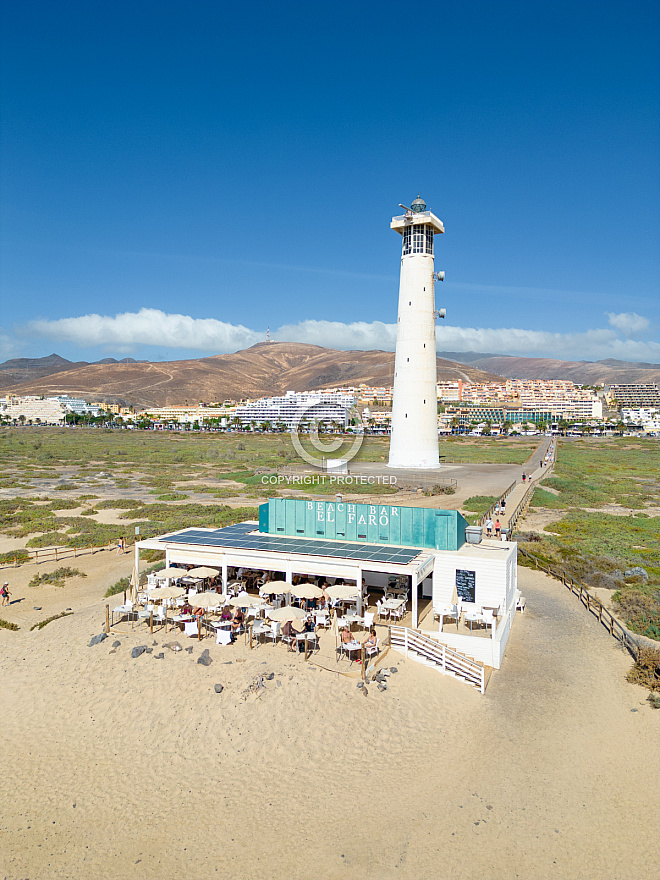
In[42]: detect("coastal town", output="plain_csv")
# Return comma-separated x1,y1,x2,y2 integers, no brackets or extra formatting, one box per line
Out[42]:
3,377,659,435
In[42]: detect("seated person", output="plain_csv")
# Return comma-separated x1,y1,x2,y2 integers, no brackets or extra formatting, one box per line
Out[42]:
181,600,192,616
281,619,296,651
231,607,245,638
364,628,378,651
303,614,315,634
193,604,205,621
220,605,233,621
340,626,353,645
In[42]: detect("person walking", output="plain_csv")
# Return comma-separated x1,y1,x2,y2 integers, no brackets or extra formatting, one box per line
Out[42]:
1,582,10,606
485,518,493,538
494,519,501,538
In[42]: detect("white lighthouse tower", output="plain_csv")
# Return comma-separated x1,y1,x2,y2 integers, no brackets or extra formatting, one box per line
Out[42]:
388,195,445,469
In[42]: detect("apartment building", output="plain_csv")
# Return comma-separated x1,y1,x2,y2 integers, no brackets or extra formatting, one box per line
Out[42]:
233,391,356,430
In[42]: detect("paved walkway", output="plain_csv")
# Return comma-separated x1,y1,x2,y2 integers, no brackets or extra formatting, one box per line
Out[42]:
496,435,555,532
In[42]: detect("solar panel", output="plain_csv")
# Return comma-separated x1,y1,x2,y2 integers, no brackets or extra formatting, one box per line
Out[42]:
159,523,423,565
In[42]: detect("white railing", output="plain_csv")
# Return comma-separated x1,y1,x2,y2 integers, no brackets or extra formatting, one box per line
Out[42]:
389,625,485,693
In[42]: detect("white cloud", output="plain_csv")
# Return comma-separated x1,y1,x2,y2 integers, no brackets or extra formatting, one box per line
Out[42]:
26,309,262,354
19,310,660,363
274,320,398,350
606,312,651,337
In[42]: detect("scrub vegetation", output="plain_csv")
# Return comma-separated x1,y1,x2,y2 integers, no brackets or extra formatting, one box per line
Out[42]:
521,438,660,641
0,427,539,561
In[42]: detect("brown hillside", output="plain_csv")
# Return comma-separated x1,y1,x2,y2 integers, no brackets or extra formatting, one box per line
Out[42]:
469,355,660,384
0,342,502,407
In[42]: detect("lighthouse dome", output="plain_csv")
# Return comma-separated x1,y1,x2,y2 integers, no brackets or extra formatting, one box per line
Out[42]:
411,195,427,213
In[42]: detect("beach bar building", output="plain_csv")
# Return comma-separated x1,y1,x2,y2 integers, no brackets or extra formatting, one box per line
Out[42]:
136,498,519,680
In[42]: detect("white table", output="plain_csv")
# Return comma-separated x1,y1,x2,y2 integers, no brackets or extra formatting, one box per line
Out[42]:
295,632,318,653
342,639,362,662
464,611,483,633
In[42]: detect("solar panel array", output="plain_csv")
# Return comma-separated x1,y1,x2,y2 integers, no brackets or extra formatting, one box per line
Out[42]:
160,521,422,565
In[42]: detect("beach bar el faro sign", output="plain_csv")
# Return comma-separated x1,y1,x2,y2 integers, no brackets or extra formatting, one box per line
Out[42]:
259,498,466,551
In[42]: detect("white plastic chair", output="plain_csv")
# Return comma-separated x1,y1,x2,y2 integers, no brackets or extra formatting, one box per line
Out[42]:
481,609,495,631
264,621,280,645
390,602,405,622
366,638,379,659
152,606,167,629
216,629,231,645
361,611,374,632
184,621,198,637
441,604,459,629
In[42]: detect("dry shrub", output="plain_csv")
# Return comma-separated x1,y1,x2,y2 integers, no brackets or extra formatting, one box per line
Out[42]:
613,587,660,641
627,646,660,692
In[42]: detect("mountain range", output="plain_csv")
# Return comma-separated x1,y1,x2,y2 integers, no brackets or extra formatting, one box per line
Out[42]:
0,344,658,408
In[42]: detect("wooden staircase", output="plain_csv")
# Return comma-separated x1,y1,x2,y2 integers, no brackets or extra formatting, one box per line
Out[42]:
389,625,487,693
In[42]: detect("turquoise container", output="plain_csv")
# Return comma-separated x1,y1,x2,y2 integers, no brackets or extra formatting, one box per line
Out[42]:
259,498,466,551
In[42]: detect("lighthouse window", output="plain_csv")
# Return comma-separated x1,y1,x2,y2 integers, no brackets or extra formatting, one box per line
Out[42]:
402,224,434,256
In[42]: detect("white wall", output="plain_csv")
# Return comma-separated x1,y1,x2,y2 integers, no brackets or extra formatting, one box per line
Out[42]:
432,544,517,616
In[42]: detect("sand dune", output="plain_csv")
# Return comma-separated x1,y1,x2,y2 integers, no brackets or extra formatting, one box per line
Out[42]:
0,552,658,880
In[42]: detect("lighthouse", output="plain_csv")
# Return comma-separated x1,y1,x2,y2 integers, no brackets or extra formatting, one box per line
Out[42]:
388,195,445,469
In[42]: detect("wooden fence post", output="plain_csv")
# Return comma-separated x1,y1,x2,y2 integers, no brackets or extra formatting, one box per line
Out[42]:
150,610,153,634
105,605,110,633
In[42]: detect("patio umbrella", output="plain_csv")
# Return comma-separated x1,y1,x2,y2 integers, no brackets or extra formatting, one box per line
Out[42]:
266,605,306,622
147,585,185,600
128,564,140,604
326,584,360,600
228,593,263,607
190,591,223,608
186,566,219,578
288,583,323,600
156,567,187,580
259,583,290,596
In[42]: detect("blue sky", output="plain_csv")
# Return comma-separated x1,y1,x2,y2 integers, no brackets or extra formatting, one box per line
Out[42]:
1,0,659,365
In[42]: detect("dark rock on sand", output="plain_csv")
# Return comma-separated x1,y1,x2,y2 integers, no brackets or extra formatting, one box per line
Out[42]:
197,649,212,666
88,633,108,647
155,652,165,659
131,645,147,658
163,641,182,652
390,666,399,673
214,684,224,693
112,640,121,648
185,646,193,654
265,672,275,680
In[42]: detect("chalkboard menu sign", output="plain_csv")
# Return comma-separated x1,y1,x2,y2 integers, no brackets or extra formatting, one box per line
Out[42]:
456,569,476,603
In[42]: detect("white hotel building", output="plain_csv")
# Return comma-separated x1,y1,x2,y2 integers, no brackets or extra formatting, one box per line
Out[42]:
233,391,357,431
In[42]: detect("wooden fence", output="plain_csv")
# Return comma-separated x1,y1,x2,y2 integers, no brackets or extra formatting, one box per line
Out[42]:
1,540,134,569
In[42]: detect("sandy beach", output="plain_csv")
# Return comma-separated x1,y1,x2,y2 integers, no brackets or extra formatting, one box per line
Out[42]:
0,550,658,880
